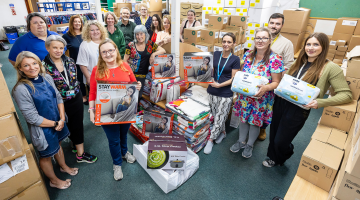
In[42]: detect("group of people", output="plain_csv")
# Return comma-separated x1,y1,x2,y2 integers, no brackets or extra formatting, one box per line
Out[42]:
6,9,352,191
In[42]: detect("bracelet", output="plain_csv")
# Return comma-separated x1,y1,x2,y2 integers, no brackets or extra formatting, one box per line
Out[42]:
89,107,95,110
59,119,65,123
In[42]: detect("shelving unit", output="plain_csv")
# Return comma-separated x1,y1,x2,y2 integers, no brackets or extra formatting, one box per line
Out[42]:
37,1,90,12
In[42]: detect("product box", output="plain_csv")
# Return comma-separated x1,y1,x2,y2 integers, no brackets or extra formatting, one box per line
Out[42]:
214,43,224,52
149,133,185,142
327,53,335,60
225,26,246,44
95,82,138,125
355,19,360,35
183,26,204,45
143,108,174,136
183,52,213,83
229,15,248,29
235,8,248,16
332,32,353,45
319,100,357,132
334,55,344,60
329,40,337,50
312,125,347,150
219,29,239,43
249,0,278,8
281,32,306,53
333,59,343,65
247,7,276,26
200,28,220,45
348,138,360,178
347,46,360,79
236,0,249,8
191,3,203,12
147,141,187,170
337,46,348,52
151,54,177,79
345,76,360,100
225,0,236,7
180,2,191,12
336,40,347,46
195,42,214,52
329,49,336,54
333,17,358,35
281,8,311,34
335,50,346,56
0,69,15,117
208,14,230,29
284,175,329,200
296,139,344,192
11,180,49,200
349,35,360,52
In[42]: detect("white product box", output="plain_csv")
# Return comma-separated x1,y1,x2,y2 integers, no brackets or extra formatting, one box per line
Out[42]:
247,7,276,25
212,0,225,7
225,0,237,7
236,0,250,8
212,7,224,15
244,38,254,49
224,8,236,15
249,0,278,8
235,7,248,16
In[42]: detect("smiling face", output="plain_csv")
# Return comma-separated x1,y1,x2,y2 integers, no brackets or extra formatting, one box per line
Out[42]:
20,57,40,78
121,8,130,21
90,24,101,40
163,18,170,31
106,14,115,26
187,11,195,21
168,56,173,62
254,31,271,50
140,6,148,16
127,87,134,96
73,17,82,31
268,18,283,36
203,58,210,65
100,43,117,64
136,31,146,43
30,16,47,37
152,16,159,28
46,41,65,60
305,37,323,60
222,35,234,52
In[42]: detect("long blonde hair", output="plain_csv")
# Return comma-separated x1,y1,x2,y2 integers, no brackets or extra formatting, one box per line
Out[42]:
81,21,108,42
12,51,46,92
96,39,130,79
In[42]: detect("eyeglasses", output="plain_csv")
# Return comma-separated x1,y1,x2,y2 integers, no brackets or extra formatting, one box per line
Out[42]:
101,49,116,55
254,38,270,42
140,9,147,11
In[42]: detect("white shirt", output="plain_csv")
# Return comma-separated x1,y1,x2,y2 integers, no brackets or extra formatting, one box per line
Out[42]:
76,41,100,83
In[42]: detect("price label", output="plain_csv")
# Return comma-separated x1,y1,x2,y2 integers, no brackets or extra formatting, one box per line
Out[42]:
217,0,221,4
11,154,29,175
241,1,245,5
256,0,261,3
255,24,260,27
236,8,240,12
243,8,247,12
229,1,233,5
224,9,228,12
250,3,255,7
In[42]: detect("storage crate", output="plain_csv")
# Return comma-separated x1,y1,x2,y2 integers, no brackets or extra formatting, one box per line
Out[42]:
6,33,18,39
3,26,17,33
16,25,27,33
19,32,26,37
8,38,18,44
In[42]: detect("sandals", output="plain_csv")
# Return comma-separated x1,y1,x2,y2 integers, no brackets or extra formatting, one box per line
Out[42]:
50,179,71,189
60,167,79,176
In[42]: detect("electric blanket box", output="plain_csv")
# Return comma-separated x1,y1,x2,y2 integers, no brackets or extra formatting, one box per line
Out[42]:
143,108,174,136
231,71,269,97
296,139,344,192
95,82,138,125
320,100,357,132
147,141,187,170
208,15,230,29
149,134,185,142
345,76,360,100
151,53,177,79
183,52,213,83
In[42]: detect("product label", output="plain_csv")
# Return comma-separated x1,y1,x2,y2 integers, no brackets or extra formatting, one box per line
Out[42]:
208,7,212,10
241,1,245,5
223,17,228,24
243,8,248,12
220,31,227,38
10,154,29,175
214,46,223,51
250,3,255,7
239,13,244,16
0,163,14,184
236,8,240,12
339,40,346,42
217,0,221,4
250,30,254,34
342,20,357,26
330,40,336,46
256,0,261,3
264,23,268,27
224,8,228,12
229,1,233,5
205,11,209,14
197,31,201,37
215,32,219,38
248,23,253,27
219,7,223,11
196,45,208,52
247,43,252,47
255,24,260,27
213,7,217,10
203,7,206,10
205,19,209,24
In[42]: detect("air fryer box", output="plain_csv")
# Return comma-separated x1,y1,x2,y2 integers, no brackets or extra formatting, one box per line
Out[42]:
142,108,174,136
183,52,213,83
151,54,177,79
147,141,187,170
296,139,344,192
148,133,185,142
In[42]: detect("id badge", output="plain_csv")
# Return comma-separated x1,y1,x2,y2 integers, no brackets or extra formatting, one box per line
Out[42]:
66,90,75,97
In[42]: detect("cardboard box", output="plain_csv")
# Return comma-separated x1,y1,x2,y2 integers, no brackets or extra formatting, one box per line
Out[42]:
49,23,69,32
336,40,347,46
149,11,162,18
333,59,343,65
296,139,344,192
347,46,360,79
329,40,337,50
237,0,250,8
11,181,49,200
352,114,360,147
191,3,203,12
195,12,202,19
183,26,204,45
348,138,360,178
208,15,230,29
226,26,246,44
334,55,344,60
200,28,220,45
281,8,311,34
349,35,360,53
327,52,335,59
219,29,239,43
312,125,347,150
213,43,224,52
334,18,359,35
195,42,214,52
355,19,360,35
284,175,329,200
319,100,357,132
336,50,346,56
337,46,348,52
180,2,191,12
229,15,248,29
147,141,187,170
345,76,360,100
332,32,353,45
0,69,16,117
113,3,132,16
281,32,306,53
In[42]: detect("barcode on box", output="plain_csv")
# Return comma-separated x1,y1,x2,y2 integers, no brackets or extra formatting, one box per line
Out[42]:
342,20,357,26
215,32,219,38
197,31,201,37
330,41,336,45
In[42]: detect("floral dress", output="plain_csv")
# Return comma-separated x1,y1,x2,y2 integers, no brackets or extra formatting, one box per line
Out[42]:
125,40,158,74
233,50,284,127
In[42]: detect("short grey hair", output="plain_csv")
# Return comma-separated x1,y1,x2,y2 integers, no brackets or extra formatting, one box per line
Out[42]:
45,35,67,47
134,25,149,43
120,7,130,13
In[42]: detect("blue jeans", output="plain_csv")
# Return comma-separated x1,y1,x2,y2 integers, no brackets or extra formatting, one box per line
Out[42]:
102,123,131,166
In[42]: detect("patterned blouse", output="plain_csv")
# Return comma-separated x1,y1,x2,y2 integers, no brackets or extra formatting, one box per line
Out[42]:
42,54,80,101
125,40,158,75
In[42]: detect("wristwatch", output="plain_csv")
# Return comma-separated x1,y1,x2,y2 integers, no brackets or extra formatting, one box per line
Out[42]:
54,121,59,127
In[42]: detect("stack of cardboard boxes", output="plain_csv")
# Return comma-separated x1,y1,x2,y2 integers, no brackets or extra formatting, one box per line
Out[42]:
0,69,49,199
113,2,132,17
179,2,203,25
133,0,163,17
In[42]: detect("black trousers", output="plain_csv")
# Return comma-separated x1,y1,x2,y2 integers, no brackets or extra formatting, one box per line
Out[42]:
136,76,146,100
267,96,310,165
76,64,88,97
64,92,84,145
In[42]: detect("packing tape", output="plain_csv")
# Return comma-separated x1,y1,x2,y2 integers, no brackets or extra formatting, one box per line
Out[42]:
17,186,26,194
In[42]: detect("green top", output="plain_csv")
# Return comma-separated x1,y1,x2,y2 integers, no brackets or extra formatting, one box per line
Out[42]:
117,20,137,45
287,61,352,108
106,24,126,58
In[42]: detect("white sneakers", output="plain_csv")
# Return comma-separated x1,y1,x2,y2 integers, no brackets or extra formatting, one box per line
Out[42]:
204,140,214,154
113,165,123,181
122,151,136,163
215,132,226,144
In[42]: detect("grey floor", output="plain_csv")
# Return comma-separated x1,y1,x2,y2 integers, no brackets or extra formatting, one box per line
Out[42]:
1,44,323,200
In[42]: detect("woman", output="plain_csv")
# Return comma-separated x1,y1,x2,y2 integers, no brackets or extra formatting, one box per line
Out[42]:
196,57,212,82
9,13,62,66
263,32,352,167
62,15,88,105
43,35,98,163
110,86,136,119
77,21,108,92
156,15,171,47
89,39,141,180
162,55,176,77
134,3,152,31
230,27,284,158
124,25,166,99
154,117,168,133
148,14,164,43
12,51,78,189
179,9,202,43
203,33,240,154
104,12,126,58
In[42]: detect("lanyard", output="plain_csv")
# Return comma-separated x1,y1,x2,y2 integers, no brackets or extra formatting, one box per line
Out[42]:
141,16,148,25
271,34,280,47
59,60,71,89
296,63,307,80
217,52,232,81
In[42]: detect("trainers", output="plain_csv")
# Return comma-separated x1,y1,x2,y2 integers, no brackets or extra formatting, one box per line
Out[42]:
122,151,136,163
215,132,226,144
77,152,98,163
258,128,266,141
203,140,214,154
230,141,246,153
263,159,276,168
242,144,253,158
113,165,123,181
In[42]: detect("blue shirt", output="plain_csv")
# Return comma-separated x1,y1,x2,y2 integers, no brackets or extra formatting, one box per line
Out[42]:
8,30,64,62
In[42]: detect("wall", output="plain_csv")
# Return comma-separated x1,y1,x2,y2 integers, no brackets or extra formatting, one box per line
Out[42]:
0,0,28,40
300,0,360,19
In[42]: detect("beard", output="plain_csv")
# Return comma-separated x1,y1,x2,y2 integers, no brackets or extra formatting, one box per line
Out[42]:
122,17,129,21
271,28,281,36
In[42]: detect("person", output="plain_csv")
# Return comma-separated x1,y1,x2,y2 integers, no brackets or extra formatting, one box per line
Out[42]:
156,15,172,47
77,21,108,94
104,12,126,58
117,7,137,45
203,33,240,154
8,13,62,66
154,117,168,133
134,3,152,31
230,27,284,158
148,14,164,43
257,13,295,141
110,86,136,119
12,51,78,189
180,9,201,43
196,57,213,82
123,25,166,99
62,15,89,105
263,32,352,167
88,39,141,180
43,35,98,163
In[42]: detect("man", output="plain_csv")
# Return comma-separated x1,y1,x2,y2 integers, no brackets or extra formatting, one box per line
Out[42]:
117,7,137,45
258,13,294,141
